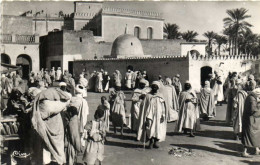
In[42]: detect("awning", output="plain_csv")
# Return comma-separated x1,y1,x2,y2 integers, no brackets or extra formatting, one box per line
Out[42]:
0,63,22,74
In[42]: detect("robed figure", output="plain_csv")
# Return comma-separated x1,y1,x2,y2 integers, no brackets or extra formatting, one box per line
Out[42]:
233,83,247,140
241,88,260,157
137,81,167,149
199,81,216,120
176,82,199,137
160,78,179,122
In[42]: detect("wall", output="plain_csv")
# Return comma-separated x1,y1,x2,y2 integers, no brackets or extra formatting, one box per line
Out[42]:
102,15,163,42
74,2,102,13
2,15,33,35
181,43,207,56
141,39,183,56
33,19,64,36
188,55,257,90
1,43,40,72
73,57,189,87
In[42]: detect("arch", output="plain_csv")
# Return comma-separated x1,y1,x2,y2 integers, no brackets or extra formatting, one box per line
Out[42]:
16,54,32,79
147,27,153,39
127,65,133,71
190,49,200,56
134,26,141,39
1,53,11,64
200,66,212,87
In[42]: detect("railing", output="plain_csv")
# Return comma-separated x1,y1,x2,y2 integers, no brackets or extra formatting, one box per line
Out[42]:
16,35,35,43
1,34,12,43
102,7,162,19
1,34,39,44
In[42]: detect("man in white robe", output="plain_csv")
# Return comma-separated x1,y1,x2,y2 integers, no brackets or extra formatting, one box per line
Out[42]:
137,81,167,149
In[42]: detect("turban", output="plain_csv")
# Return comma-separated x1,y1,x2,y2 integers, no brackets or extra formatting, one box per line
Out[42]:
205,81,210,87
253,88,260,98
249,74,255,80
152,81,161,89
59,82,67,87
75,84,84,94
176,74,180,78
165,78,172,85
139,79,146,84
28,87,42,98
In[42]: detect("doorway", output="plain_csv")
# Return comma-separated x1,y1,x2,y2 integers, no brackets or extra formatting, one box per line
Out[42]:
16,54,32,79
201,66,212,87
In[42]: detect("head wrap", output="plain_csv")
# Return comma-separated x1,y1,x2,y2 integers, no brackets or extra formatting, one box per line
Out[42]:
253,88,260,98
139,79,146,85
176,74,180,78
152,81,161,89
75,84,84,94
205,81,210,87
248,74,255,80
79,74,84,78
165,78,172,85
59,82,67,87
38,81,45,87
28,87,42,98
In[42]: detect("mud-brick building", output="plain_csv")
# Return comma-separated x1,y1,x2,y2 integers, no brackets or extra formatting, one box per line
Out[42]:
73,34,258,90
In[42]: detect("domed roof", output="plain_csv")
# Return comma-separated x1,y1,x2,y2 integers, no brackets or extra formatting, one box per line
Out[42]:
111,34,144,58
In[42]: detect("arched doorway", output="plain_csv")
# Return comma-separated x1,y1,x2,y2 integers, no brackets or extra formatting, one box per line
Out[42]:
16,54,32,79
201,66,212,87
1,53,11,64
134,26,140,39
190,50,200,56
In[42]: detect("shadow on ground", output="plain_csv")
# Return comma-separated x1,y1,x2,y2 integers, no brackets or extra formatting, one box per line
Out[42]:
240,160,260,165
195,130,233,140
171,144,240,157
201,120,230,127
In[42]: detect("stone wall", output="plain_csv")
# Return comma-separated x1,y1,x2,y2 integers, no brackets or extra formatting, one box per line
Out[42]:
141,39,184,56
73,57,189,87
2,15,33,35
102,15,164,42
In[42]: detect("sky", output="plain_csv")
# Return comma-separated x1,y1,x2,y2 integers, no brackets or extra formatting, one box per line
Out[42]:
2,1,260,39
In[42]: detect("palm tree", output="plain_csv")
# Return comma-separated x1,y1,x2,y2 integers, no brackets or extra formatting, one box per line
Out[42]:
181,30,199,42
239,30,260,56
214,34,227,55
223,8,252,55
163,23,181,39
203,31,217,56
223,26,236,55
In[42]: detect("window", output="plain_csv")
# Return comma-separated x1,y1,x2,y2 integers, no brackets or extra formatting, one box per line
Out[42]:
134,26,140,38
147,27,153,39
79,37,82,42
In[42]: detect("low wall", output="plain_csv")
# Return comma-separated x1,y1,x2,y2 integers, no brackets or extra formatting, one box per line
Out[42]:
73,56,189,87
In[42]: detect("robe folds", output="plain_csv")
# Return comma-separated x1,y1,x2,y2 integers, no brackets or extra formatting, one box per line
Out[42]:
70,96,89,134
213,75,224,102
97,101,110,132
130,88,150,131
95,73,103,93
137,93,167,142
241,91,260,147
160,85,179,122
65,115,81,165
110,91,126,126
233,90,247,134
31,88,70,164
176,90,199,132
199,87,216,118
226,88,238,123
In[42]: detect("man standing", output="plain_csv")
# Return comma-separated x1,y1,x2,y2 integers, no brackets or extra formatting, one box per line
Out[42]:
137,81,167,149
241,83,260,157
172,74,182,96
125,69,133,90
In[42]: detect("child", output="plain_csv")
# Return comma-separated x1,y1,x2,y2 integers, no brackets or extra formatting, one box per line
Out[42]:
83,109,106,165
109,86,126,135
65,106,81,165
97,96,110,132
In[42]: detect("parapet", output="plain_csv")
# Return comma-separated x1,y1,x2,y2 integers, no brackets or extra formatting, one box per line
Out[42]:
188,54,259,61
102,7,163,20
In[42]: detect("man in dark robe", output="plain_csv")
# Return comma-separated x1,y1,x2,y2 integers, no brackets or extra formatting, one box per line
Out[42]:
241,87,260,157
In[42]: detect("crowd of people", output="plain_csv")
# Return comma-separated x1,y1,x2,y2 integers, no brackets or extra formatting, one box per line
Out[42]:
0,66,260,164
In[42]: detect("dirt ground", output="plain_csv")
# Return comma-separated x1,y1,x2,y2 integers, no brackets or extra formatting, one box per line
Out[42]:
76,91,260,165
